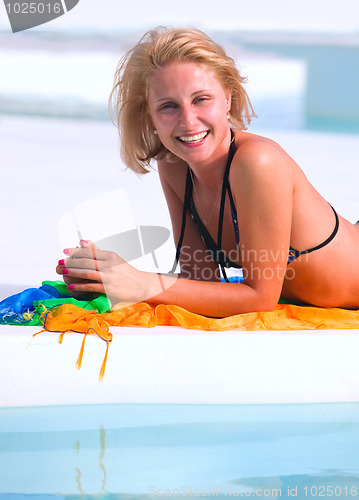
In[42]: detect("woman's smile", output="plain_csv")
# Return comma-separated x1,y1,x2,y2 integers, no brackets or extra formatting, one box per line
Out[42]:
176,130,210,146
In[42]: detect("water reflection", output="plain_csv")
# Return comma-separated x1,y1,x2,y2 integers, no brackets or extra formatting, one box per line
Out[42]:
0,404,358,498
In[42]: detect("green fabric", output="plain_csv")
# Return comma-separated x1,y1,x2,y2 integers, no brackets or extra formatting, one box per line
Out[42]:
2,280,112,326
278,297,303,306
41,280,72,296
40,281,112,313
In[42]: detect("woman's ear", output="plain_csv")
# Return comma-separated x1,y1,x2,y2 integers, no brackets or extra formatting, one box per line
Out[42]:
226,92,232,113
146,112,158,136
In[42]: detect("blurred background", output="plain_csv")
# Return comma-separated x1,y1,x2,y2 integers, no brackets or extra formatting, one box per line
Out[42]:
0,0,359,292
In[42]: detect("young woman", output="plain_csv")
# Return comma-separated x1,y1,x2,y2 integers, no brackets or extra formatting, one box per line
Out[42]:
57,27,359,317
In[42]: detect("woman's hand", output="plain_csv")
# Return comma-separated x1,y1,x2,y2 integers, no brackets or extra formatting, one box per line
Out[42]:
56,240,162,304
56,240,99,300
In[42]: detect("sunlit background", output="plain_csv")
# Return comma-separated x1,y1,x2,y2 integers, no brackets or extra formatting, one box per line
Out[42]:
1,0,359,288
1,4,359,498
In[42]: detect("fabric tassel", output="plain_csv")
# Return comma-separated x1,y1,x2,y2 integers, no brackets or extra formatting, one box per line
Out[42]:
27,329,46,350
31,301,359,382
76,333,88,371
99,341,110,381
57,331,67,344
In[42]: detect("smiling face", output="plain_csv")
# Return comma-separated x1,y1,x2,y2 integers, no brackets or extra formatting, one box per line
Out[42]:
147,61,232,167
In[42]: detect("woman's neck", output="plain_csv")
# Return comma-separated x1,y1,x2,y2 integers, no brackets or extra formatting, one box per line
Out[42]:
188,128,234,192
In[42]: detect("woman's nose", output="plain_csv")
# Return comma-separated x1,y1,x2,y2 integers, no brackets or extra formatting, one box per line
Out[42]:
178,106,197,129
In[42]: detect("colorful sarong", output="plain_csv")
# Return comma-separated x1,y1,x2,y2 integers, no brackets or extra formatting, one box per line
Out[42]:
1,281,359,379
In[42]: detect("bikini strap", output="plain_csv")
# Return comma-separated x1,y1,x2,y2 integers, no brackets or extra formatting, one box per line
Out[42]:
307,205,339,253
169,168,192,273
218,129,237,282
170,128,237,276
289,205,339,260
227,184,240,245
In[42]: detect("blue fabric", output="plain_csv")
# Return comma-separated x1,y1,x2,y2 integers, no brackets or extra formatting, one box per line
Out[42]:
0,281,70,324
0,281,112,325
39,281,71,298
0,288,55,324
220,276,243,283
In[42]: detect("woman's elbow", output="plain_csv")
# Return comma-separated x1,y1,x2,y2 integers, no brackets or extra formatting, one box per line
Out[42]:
241,286,279,314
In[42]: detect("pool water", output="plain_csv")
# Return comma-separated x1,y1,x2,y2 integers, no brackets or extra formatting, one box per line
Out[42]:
0,403,359,499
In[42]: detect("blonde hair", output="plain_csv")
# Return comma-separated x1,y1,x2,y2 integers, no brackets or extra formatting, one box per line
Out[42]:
109,27,255,174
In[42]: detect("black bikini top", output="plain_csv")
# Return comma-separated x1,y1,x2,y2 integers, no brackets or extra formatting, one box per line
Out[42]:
171,129,339,282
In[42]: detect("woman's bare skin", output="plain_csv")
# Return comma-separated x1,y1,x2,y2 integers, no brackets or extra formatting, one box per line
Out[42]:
158,129,359,311
57,58,359,317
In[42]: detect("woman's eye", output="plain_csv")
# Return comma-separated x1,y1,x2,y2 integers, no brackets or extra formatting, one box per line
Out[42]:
160,103,176,110
195,97,208,104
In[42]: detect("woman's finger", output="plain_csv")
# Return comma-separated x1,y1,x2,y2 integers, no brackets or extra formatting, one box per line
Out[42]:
63,245,121,262
61,267,102,283
64,257,105,271
68,281,106,294
56,263,64,275
79,239,92,248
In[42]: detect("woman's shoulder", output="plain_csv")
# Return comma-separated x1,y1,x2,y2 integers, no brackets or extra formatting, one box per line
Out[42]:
232,130,298,182
157,156,188,196
234,131,287,160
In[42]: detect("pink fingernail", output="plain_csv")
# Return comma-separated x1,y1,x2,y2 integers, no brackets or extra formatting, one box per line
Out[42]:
58,259,65,266
68,285,75,290
63,248,70,255
80,239,88,244
62,268,69,275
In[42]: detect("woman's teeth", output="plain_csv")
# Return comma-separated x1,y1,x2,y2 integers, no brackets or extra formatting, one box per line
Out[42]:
178,131,208,143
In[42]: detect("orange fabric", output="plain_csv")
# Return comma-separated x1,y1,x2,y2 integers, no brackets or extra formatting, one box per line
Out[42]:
42,301,359,335
37,302,359,379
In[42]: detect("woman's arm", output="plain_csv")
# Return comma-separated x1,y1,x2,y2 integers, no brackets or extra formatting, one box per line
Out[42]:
229,139,295,307
146,140,295,316
59,140,296,317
